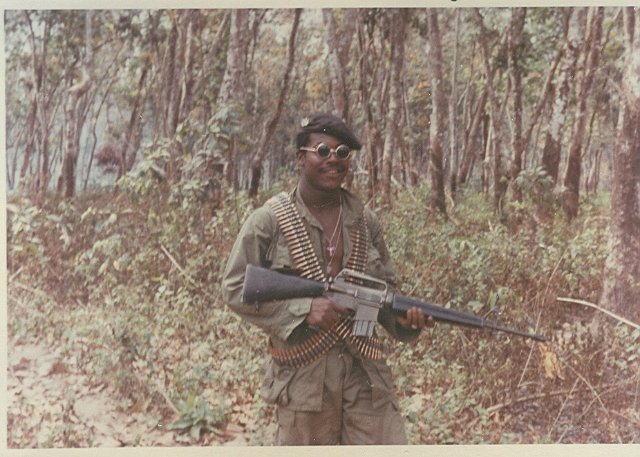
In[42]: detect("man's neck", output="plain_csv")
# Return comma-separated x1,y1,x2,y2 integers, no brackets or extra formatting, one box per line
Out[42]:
297,182,342,209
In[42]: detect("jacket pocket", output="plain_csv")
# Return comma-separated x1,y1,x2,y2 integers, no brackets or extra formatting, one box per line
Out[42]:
260,360,296,406
267,237,295,271
362,358,400,410
286,355,327,412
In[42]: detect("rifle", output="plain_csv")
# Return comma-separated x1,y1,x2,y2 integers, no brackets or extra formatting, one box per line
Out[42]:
242,265,546,342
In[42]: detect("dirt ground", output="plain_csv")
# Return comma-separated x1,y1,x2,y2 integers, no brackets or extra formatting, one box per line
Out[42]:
6,337,250,448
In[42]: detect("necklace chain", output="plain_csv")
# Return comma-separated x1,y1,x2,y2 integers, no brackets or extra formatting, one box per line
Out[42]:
325,199,343,273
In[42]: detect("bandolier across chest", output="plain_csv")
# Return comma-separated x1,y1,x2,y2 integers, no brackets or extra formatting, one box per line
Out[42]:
265,191,384,367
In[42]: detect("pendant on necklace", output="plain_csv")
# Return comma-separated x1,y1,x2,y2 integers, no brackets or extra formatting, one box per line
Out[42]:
327,246,336,257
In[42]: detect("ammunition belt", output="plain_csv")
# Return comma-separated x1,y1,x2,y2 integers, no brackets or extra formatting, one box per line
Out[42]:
265,191,383,366
268,314,384,368
268,192,326,281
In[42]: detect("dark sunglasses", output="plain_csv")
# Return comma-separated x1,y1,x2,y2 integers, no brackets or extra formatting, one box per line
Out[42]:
299,142,352,160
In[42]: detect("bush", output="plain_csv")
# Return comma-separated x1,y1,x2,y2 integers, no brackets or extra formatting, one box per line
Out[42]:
7,175,637,445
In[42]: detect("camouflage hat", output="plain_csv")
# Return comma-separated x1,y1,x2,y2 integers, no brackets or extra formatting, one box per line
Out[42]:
296,113,362,150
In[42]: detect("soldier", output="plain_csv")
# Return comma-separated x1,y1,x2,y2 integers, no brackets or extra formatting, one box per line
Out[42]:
222,113,430,445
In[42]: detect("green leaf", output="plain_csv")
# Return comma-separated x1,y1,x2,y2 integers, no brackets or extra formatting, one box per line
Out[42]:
468,301,484,313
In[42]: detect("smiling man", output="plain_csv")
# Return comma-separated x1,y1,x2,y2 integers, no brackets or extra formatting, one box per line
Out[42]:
222,113,427,445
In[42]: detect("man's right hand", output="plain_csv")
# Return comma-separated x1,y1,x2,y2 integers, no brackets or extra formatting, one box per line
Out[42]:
305,296,348,331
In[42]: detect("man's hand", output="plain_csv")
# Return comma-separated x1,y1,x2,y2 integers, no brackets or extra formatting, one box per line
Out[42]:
395,307,434,331
306,296,348,331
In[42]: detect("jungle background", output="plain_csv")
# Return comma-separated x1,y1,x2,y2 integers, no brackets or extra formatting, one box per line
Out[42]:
5,7,640,447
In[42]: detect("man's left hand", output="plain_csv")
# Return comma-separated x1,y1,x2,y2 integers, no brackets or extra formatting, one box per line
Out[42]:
395,307,434,331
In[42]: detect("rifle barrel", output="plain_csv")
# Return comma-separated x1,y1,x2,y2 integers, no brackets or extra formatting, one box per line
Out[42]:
392,293,546,342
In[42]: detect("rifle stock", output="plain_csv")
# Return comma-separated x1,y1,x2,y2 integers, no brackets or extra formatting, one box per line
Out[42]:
242,264,546,342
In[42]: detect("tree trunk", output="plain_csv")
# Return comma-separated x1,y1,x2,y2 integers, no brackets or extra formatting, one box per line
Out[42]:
520,11,567,171
120,65,150,177
178,10,199,124
22,11,52,194
474,10,508,215
449,8,461,195
541,10,577,186
196,12,229,124
508,8,526,203
426,9,447,217
217,10,250,190
562,7,603,221
248,9,301,199
322,9,357,123
458,90,487,186
601,8,640,323
357,11,380,202
381,10,406,208
58,11,92,198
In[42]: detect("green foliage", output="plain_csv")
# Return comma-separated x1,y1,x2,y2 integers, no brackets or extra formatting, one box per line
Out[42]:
167,395,227,440
7,171,637,445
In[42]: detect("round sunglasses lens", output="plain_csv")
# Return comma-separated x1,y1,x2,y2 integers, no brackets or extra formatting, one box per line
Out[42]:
336,145,350,159
316,143,331,157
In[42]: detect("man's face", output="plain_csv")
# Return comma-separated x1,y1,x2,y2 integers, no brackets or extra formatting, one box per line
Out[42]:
297,132,351,192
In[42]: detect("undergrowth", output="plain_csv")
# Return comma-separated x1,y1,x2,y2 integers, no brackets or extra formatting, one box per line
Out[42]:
7,173,640,446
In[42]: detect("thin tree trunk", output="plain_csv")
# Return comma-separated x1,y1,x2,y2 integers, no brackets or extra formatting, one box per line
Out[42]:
541,10,577,186
458,90,487,186
508,8,526,203
119,65,150,177
58,11,92,198
322,9,356,123
475,10,508,215
196,12,229,124
381,10,406,208
248,9,301,199
217,10,250,190
449,8,461,195
178,10,198,124
426,9,447,217
562,7,603,220
601,7,640,323
357,12,379,202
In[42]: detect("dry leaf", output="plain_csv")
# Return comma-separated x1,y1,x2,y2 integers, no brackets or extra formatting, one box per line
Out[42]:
538,343,565,380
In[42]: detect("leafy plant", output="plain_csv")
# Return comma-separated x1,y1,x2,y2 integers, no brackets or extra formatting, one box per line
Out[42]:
167,395,227,440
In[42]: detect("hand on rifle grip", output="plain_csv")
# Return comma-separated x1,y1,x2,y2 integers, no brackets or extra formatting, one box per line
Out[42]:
306,296,348,331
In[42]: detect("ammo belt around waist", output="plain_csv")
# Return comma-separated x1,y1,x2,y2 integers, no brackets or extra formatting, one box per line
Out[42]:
266,191,383,368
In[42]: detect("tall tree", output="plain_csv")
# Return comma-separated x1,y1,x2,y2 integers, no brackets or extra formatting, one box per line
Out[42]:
474,10,509,214
380,9,407,207
58,11,93,198
507,8,526,203
601,7,640,323
19,11,57,195
448,8,461,194
457,89,487,187
356,9,382,202
538,10,574,188
562,7,603,220
425,9,447,217
322,9,357,123
248,9,301,199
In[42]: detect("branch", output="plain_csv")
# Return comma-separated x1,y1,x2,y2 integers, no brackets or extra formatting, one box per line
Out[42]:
160,244,199,288
556,297,640,330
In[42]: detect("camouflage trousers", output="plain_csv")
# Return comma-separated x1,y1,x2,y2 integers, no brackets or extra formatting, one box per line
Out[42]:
269,343,407,445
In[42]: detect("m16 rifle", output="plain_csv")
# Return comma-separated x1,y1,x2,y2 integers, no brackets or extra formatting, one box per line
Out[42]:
242,265,546,342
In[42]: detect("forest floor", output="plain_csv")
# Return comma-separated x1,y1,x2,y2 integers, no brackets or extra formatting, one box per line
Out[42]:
7,336,251,448
6,190,640,448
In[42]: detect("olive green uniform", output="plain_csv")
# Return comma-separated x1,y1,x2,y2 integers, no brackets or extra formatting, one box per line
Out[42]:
222,188,419,445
